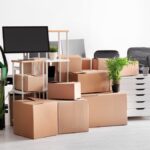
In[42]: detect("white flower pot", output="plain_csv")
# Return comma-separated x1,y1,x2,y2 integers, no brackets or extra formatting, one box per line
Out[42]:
49,52,58,60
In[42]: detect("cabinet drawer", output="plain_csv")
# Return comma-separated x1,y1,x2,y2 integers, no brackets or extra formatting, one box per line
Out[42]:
128,108,150,117
127,94,150,102
121,88,150,95
128,101,150,108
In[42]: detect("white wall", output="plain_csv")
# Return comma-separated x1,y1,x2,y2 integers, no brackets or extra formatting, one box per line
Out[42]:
89,0,150,57
1,0,150,66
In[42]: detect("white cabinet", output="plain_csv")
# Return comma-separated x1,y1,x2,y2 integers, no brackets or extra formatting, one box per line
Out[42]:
120,74,150,117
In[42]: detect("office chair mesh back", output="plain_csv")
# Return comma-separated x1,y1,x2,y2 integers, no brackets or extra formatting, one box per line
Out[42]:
94,50,119,59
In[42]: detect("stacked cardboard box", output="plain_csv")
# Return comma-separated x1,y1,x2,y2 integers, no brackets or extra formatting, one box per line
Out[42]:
13,100,58,139
70,70,110,93
47,82,89,134
14,59,46,92
82,92,127,128
48,82,81,100
82,58,91,70
92,58,139,76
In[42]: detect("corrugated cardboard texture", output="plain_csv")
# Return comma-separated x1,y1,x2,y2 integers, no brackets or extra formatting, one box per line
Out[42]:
57,100,89,134
92,58,108,70
9,93,34,126
82,58,91,70
69,70,110,93
48,82,81,100
32,98,89,134
120,62,139,76
13,100,58,139
20,60,46,76
14,74,46,92
82,93,127,128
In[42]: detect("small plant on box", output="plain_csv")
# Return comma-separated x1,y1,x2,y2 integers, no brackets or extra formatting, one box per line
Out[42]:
49,46,58,60
106,57,132,92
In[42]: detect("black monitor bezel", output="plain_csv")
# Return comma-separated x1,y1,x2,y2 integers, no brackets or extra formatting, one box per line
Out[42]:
2,26,49,53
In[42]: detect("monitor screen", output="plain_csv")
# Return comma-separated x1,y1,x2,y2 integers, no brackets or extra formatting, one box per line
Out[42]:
2,26,49,53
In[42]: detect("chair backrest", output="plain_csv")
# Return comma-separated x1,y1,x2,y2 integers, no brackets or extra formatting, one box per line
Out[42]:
94,50,119,59
127,47,150,67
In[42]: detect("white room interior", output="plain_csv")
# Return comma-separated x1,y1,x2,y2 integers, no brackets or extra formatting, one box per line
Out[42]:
1,0,150,150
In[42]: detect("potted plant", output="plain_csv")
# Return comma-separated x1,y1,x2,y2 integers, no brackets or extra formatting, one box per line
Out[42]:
106,58,130,93
49,46,58,60
0,62,7,130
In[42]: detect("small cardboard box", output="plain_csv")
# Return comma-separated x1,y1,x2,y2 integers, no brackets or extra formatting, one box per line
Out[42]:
20,59,46,76
69,70,110,94
48,82,81,100
120,62,139,76
82,93,127,128
57,99,89,134
14,74,46,92
82,58,91,70
92,58,108,70
13,100,58,139
57,55,82,73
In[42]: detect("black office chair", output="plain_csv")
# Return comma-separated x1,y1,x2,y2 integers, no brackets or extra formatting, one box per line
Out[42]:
127,47,150,73
94,50,119,59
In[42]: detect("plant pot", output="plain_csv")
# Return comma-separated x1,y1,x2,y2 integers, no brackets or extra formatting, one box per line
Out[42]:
112,84,120,93
49,52,58,60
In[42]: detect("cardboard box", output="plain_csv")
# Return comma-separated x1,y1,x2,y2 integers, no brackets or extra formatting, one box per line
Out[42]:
82,58,91,70
92,59,139,76
69,70,110,94
57,99,89,134
82,93,127,128
14,74,46,92
57,55,82,73
20,59,46,76
48,82,81,100
13,100,58,139
9,92,34,126
30,97,89,134
92,58,108,70
120,62,139,76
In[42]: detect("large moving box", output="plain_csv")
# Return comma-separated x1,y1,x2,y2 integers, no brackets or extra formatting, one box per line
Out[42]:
70,70,110,93
82,58,91,70
56,99,89,134
9,93,34,126
30,97,89,134
82,93,127,128
13,100,58,139
48,82,81,100
14,74,46,92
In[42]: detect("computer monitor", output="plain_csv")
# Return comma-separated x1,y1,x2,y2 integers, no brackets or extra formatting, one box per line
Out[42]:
2,26,49,53
28,41,58,58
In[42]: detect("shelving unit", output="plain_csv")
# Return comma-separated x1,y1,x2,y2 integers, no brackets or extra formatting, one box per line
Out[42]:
11,59,46,100
48,29,69,82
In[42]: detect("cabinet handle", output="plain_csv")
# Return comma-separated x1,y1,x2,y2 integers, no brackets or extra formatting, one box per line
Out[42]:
136,88,145,91
136,94,145,96
136,78,144,80
136,83,145,85
136,108,145,110
136,101,145,103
